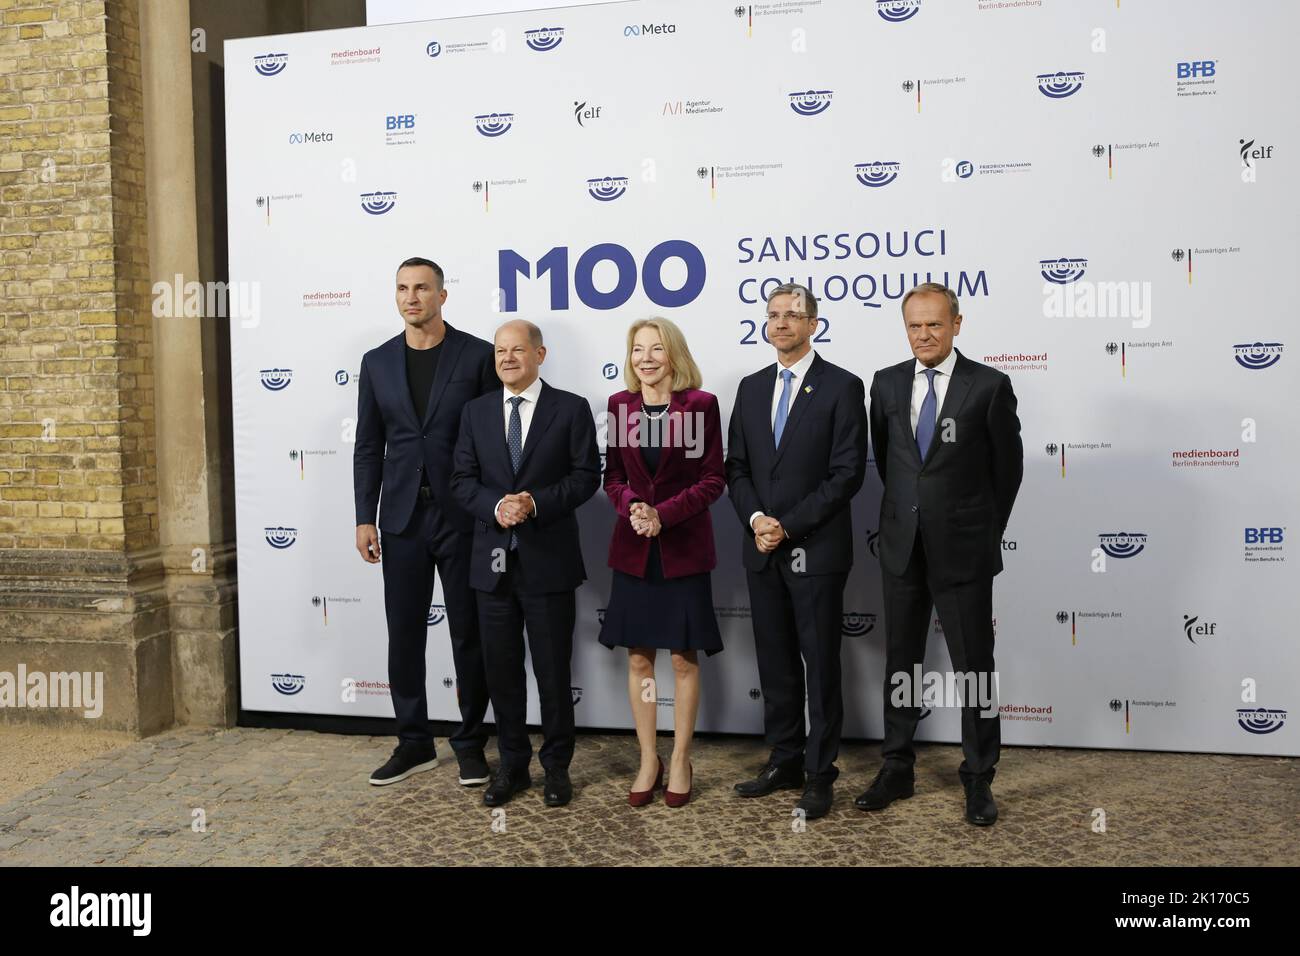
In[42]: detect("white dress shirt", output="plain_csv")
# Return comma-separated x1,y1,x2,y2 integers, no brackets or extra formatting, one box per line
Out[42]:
910,348,957,437
495,377,544,521
750,348,818,530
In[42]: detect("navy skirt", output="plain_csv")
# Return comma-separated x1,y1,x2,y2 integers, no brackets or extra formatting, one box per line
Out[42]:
598,540,724,655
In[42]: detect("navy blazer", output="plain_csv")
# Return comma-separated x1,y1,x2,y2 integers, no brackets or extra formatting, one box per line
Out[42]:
353,323,497,535
450,380,601,594
868,349,1023,586
725,353,869,575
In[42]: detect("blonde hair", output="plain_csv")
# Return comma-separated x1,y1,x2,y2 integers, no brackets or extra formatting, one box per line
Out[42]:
623,317,703,393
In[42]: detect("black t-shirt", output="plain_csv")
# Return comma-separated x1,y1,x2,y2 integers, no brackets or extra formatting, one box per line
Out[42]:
405,341,442,424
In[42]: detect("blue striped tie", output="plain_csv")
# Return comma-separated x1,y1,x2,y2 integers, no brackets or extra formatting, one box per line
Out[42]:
916,369,938,460
507,396,523,549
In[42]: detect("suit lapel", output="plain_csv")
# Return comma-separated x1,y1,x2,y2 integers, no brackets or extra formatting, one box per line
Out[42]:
383,334,421,429
618,394,653,485
896,360,922,466
653,392,686,481
773,355,824,465
420,324,465,429
514,380,557,476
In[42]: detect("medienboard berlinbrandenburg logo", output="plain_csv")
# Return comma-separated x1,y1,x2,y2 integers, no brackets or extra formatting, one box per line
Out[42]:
855,161,900,187
259,368,293,391
254,53,288,76
1098,532,1147,558
264,526,298,549
1039,257,1087,284
475,112,514,137
524,27,564,51
788,90,833,116
360,191,396,215
587,176,628,201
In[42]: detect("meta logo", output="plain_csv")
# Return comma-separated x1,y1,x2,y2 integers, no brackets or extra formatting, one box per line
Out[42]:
788,90,833,116
587,176,628,201
624,23,676,37
842,612,878,637
254,53,288,76
425,41,441,58
335,370,350,385
956,160,973,179
288,131,332,144
475,112,514,137
271,673,306,695
877,0,921,22
1177,60,1216,78
259,368,293,391
1233,342,1283,369
1182,614,1217,643
855,161,901,188
1098,532,1147,559
574,101,601,126
1245,528,1284,544
1239,138,1274,168
1040,257,1087,284
360,191,396,215
427,604,446,626
524,27,564,52
1037,71,1085,99
385,115,415,130
264,527,298,549
1236,708,1287,735
602,363,619,380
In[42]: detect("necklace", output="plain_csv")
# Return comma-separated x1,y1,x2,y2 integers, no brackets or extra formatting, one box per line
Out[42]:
642,401,669,421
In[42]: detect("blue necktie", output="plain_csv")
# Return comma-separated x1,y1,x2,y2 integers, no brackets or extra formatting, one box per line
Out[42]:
507,396,523,549
773,368,794,447
916,368,938,460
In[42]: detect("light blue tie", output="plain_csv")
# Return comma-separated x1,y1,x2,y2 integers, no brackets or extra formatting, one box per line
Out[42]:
773,369,794,446
507,396,523,550
916,369,938,460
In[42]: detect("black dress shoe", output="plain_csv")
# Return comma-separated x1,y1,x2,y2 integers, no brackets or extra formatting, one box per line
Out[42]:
368,741,438,786
456,751,491,787
854,766,915,811
964,779,998,826
483,768,531,807
734,762,805,798
795,778,833,820
543,767,573,807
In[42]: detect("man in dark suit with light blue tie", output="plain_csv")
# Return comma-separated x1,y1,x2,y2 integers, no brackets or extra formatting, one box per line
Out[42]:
860,282,1023,826
450,319,601,808
725,283,869,820
354,258,499,788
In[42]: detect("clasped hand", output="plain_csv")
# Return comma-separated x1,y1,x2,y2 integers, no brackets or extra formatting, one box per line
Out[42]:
753,515,786,553
496,492,535,528
629,502,661,538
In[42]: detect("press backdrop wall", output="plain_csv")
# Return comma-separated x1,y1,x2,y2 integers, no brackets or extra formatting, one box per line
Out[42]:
226,0,1298,755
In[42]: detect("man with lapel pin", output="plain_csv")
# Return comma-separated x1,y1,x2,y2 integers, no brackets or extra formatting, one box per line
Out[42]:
726,283,869,820
859,282,1023,826
354,257,499,788
451,319,601,808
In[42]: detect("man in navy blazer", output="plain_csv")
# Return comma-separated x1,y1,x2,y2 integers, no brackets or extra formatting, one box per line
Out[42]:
725,283,868,820
451,319,601,808
353,258,498,788
858,282,1023,826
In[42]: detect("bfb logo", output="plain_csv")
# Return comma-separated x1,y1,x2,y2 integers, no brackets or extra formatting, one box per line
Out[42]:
1245,528,1284,544
1177,61,1215,78
259,368,293,391
386,115,415,130
427,604,446,626
360,191,397,215
272,673,305,695
265,526,298,549
1098,532,1147,558
1182,614,1216,643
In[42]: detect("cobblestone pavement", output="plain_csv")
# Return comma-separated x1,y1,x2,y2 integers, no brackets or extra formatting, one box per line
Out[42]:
0,728,1295,866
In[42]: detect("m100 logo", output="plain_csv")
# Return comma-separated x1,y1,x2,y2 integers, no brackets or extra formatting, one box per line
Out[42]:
497,241,706,311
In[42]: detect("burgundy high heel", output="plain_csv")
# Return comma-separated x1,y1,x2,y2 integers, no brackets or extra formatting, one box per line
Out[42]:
628,756,664,807
664,761,693,808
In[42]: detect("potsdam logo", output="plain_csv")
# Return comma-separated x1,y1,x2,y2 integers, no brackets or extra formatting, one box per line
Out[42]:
427,604,447,626
1098,532,1147,559
877,0,921,22
1236,707,1287,735
259,368,293,390
842,612,878,637
475,112,514,137
1037,71,1084,98
254,53,288,76
360,191,396,215
855,161,901,187
272,673,305,695
788,90,833,116
1233,342,1283,370
524,27,564,51
264,526,297,549
587,176,628,201
1040,257,1087,284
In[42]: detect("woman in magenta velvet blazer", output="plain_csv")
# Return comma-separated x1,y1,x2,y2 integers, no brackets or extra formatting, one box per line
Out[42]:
599,317,725,809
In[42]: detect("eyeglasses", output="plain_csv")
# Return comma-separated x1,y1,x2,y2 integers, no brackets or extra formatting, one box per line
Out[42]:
765,311,810,323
